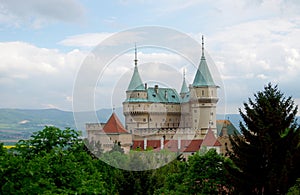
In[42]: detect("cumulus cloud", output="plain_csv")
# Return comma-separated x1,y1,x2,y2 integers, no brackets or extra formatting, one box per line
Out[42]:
0,41,87,110
0,41,205,110
0,0,85,28
198,16,300,113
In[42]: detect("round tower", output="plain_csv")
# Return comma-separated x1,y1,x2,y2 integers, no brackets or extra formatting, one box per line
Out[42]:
123,45,148,131
189,36,219,137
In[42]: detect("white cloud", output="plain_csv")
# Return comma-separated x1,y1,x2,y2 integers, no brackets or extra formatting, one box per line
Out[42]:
192,16,300,113
0,41,87,110
59,33,114,47
58,31,146,48
0,0,85,28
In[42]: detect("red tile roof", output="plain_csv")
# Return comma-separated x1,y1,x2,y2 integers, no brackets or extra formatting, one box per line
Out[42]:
103,113,129,134
202,128,222,146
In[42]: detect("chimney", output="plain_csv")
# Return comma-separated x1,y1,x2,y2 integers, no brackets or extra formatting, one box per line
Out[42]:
160,137,164,150
144,138,147,150
154,85,159,94
178,138,181,150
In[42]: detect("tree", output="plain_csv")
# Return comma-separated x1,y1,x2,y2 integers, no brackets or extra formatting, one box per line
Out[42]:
1,127,108,194
156,149,233,194
184,149,233,194
15,126,80,158
227,83,300,194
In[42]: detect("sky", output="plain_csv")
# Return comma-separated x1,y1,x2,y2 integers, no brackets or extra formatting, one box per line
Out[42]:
1,0,300,115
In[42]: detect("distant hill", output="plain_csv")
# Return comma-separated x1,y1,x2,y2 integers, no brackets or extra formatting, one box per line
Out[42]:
1,108,298,145
0,108,123,145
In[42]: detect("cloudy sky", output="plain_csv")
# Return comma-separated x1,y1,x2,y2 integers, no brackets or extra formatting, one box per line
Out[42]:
1,0,300,114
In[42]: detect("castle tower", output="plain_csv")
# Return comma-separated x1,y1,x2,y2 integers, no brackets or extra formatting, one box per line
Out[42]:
189,36,219,137
123,45,148,131
179,70,191,128
180,70,189,98
123,45,182,135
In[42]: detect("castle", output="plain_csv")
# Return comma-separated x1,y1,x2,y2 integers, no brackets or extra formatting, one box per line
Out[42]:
86,37,237,155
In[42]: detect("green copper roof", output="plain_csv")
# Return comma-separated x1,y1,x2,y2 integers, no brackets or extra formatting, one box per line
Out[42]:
192,56,215,87
147,87,181,103
127,66,145,91
180,78,189,94
124,87,181,103
217,120,241,136
181,91,190,103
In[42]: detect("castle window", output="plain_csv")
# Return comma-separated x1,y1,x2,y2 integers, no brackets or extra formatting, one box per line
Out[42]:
169,118,172,122
152,94,156,97
202,90,204,96
130,119,133,122
138,93,139,96
150,118,152,121
143,118,146,122
172,95,175,98
139,104,141,107
194,119,197,123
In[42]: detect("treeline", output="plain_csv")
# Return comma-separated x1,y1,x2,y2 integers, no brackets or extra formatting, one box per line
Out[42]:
0,83,299,194
0,126,234,194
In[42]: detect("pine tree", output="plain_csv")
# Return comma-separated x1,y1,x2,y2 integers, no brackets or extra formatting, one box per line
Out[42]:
227,83,300,194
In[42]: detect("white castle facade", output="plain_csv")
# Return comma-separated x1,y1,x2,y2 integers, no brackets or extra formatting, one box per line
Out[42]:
86,37,225,154
123,37,219,141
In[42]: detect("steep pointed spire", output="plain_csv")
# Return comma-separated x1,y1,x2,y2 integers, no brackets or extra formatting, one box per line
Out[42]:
134,43,138,67
180,69,189,95
202,35,204,58
127,45,145,91
192,35,216,87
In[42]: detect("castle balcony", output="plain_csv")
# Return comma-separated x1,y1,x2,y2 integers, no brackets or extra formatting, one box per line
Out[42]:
190,97,219,103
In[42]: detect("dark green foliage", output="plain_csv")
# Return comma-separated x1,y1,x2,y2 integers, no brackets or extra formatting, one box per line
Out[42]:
15,126,80,158
156,149,234,194
227,83,300,194
287,178,300,195
0,127,107,194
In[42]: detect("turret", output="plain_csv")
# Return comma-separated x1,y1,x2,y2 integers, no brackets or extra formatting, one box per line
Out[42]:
180,69,189,98
190,36,219,136
123,45,148,131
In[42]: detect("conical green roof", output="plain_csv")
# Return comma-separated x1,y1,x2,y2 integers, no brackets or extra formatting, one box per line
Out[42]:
192,56,215,87
180,77,189,94
127,65,145,91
